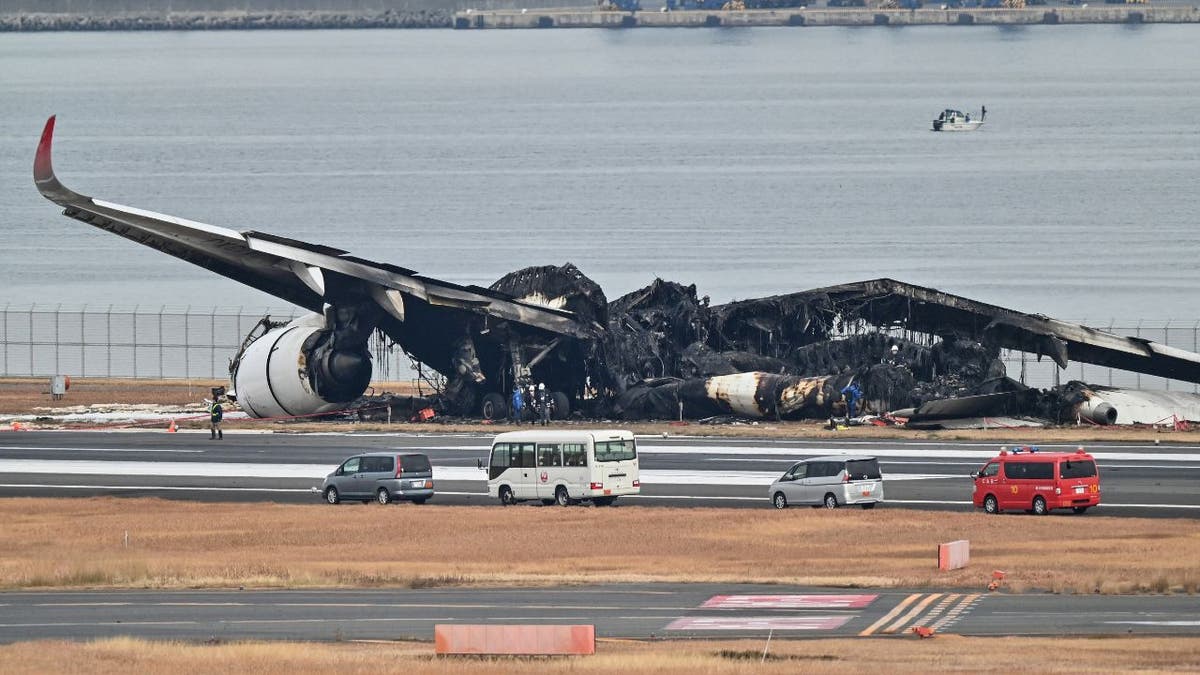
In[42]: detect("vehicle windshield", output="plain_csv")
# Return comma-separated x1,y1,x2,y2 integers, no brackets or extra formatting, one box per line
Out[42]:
1060,459,1096,478
846,459,882,480
595,439,636,462
400,454,431,473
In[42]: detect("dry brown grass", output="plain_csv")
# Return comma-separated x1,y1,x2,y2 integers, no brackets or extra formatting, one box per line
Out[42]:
2,636,1199,674
4,376,1199,442
2,498,1198,593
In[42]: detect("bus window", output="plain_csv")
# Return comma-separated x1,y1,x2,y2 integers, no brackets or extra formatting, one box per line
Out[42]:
538,444,562,467
519,443,535,468
595,439,636,462
563,443,586,467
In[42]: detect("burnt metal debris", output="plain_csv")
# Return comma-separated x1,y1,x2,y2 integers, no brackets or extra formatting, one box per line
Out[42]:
377,266,1200,425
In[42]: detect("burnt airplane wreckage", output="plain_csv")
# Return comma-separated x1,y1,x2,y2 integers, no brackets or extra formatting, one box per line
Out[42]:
33,116,1200,428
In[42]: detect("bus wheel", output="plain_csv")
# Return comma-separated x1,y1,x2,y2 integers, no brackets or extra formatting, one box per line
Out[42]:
1032,496,1048,515
480,393,506,421
555,486,571,507
1072,506,1089,514
983,495,999,514
499,486,515,506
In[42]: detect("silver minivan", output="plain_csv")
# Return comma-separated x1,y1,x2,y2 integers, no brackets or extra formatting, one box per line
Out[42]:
768,455,883,510
321,452,434,505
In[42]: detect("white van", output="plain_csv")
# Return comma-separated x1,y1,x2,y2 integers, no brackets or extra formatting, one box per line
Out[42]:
486,429,640,506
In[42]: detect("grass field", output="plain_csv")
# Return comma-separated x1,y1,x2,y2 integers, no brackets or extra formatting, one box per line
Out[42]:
2,636,1199,674
2,498,1197,593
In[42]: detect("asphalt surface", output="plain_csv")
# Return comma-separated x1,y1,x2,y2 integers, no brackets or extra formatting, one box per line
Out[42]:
1,585,1197,643
1,431,1198,517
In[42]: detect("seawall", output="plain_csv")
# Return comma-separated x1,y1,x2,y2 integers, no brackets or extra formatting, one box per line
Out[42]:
452,6,1200,29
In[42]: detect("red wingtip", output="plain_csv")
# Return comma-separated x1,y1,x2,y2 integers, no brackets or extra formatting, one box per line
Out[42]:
34,115,57,185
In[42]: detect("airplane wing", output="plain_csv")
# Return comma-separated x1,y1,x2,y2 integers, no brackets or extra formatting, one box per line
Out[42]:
33,116,594,340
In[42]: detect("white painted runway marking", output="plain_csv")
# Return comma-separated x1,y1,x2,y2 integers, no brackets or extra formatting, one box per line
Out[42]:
666,616,850,630
702,594,877,609
1106,621,1200,626
0,446,203,454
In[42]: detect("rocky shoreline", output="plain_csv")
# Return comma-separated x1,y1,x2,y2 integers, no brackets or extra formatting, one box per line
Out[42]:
0,10,453,31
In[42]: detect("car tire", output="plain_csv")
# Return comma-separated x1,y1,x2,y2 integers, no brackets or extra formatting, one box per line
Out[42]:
1072,506,1088,514
823,493,839,509
860,503,876,510
499,485,515,506
555,486,571,507
772,492,788,509
1033,496,1048,516
324,487,340,505
984,495,999,514
376,488,391,505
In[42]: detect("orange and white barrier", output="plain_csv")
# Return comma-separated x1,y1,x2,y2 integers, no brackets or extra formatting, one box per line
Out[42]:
434,624,595,655
937,540,969,571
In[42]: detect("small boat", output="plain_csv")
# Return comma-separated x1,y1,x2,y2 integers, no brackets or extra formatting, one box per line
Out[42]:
932,108,984,132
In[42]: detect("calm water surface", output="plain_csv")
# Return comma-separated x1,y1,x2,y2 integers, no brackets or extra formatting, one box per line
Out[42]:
1,26,1198,320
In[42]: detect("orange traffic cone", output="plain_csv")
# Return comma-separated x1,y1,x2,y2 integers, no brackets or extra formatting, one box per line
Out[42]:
167,419,177,433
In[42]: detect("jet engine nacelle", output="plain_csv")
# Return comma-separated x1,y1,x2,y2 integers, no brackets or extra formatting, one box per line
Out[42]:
232,313,372,419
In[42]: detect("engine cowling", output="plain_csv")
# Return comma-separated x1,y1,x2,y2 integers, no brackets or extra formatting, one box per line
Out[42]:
231,313,372,419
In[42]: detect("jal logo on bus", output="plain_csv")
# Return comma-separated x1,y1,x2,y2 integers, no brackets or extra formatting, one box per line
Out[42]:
540,471,548,483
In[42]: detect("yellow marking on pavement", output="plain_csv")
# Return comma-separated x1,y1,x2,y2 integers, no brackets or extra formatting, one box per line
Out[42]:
883,592,944,634
858,593,921,636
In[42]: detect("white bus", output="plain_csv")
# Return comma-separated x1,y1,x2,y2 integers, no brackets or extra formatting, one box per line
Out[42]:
486,429,640,506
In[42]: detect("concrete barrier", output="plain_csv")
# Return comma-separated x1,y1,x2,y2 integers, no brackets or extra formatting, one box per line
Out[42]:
434,624,596,655
938,539,969,571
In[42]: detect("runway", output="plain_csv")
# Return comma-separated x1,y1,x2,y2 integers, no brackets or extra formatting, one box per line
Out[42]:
1,585,1198,643
1,431,1199,516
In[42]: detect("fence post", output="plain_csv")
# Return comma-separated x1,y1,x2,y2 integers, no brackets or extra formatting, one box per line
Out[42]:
2,302,8,376
1164,320,1171,391
1135,320,1142,389
184,306,191,381
28,306,34,376
54,302,61,376
132,305,139,378
210,307,217,380
106,305,112,377
80,305,86,377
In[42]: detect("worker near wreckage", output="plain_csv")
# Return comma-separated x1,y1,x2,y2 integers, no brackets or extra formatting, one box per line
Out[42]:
511,385,524,425
840,382,863,418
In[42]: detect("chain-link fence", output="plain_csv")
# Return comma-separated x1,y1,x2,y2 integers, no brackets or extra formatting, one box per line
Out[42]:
0,304,411,382
1,304,1197,392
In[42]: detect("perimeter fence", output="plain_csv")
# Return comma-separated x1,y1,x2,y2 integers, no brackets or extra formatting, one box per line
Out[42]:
0,304,1196,393
0,304,411,382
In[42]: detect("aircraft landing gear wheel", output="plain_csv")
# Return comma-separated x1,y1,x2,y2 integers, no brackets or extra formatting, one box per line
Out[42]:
480,393,506,421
